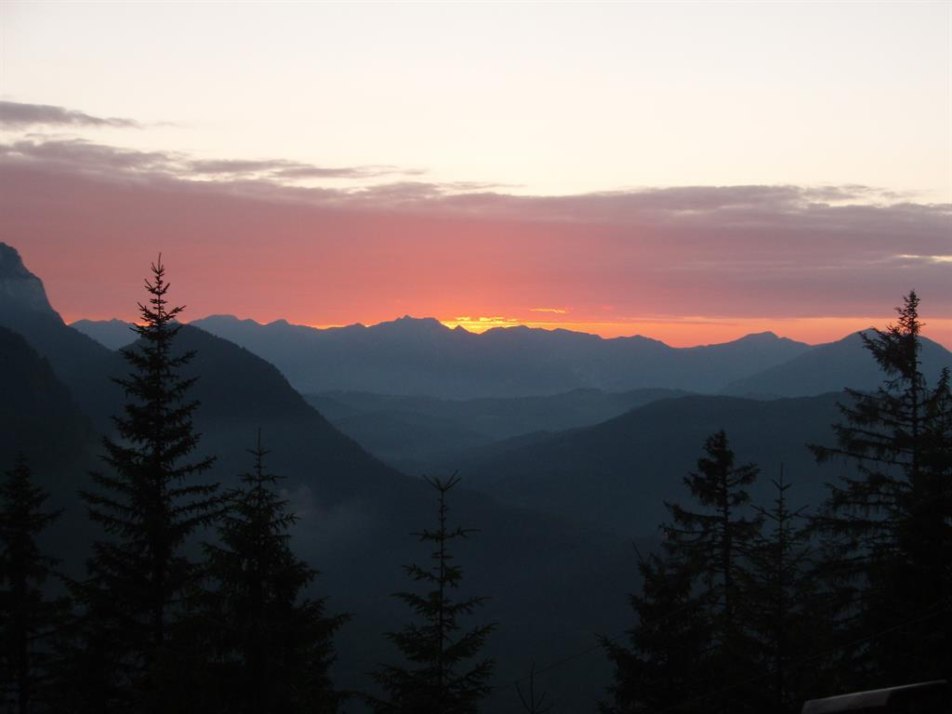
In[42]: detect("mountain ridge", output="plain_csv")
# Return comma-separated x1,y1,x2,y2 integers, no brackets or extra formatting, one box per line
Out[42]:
0,243,59,318
451,392,850,538
156,314,811,397
724,329,952,397
0,244,635,711
78,312,952,401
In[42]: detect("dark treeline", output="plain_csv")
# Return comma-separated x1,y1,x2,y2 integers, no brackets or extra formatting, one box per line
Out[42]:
0,260,493,714
1,264,949,713
603,292,951,713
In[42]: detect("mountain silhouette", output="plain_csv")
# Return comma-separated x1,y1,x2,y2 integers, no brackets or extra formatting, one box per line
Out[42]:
0,244,57,316
69,318,137,349
184,314,809,397
723,330,952,397
0,244,635,711
307,387,691,474
451,392,849,538
0,243,118,422
0,325,96,473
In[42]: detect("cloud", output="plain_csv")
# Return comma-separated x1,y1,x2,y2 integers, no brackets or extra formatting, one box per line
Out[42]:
0,138,173,173
530,307,568,314
895,254,952,265
0,101,141,129
188,158,420,181
1,133,948,339
0,136,426,187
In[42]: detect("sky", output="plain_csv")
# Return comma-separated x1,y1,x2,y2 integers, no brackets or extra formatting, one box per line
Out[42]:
1,1,950,347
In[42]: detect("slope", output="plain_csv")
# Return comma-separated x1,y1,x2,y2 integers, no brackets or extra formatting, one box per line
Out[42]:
2,245,637,712
307,387,690,474
455,393,849,539
724,330,952,397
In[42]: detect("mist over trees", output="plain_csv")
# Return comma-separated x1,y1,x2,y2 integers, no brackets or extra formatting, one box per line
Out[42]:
198,434,346,713
1,247,949,713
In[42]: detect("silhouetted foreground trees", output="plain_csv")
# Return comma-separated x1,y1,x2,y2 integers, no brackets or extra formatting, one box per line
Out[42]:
0,457,67,714
744,472,827,711
2,258,503,713
198,434,346,713
811,291,951,686
603,431,770,714
4,256,949,714
1,259,349,713
68,258,223,712
604,292,952,713
370,475,495,714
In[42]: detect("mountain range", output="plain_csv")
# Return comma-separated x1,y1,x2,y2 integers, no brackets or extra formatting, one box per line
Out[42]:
304,387,690,474
72,313,952,402
0,243,633,711
447,392,848,537
5,239,952,711
71,310,952,489
181,314,814,397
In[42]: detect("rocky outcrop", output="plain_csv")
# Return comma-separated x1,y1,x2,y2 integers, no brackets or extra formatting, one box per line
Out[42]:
0,242,60,318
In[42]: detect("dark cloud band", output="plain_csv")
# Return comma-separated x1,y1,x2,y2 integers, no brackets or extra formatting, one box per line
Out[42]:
0,101,141,128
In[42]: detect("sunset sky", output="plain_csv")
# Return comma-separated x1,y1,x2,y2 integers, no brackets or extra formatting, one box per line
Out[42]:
1,2,950,347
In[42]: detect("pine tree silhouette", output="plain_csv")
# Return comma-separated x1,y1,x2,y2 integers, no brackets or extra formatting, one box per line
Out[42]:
200,432,346,713
0,456,67,714
371,475,495,714
604,431,762,713
812,291,952,686
743,471,828,713
76,257,221,711
601,551,710,714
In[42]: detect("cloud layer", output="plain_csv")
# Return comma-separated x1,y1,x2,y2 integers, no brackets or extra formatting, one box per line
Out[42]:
0,101,141,128
1,125,949,347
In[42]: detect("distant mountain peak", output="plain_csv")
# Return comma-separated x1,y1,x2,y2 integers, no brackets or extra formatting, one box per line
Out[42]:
0,242,60,319
195,313,260,326
733,331,797,345
377,315,451,333
70,318,136,350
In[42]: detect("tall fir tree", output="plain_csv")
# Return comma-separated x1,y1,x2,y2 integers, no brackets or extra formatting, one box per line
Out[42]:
601,551,711,714
664,431,761,635
0,456,67,714
200,433,346,713
604,431,761,714
371,475,495,714
742,471,829,713
812,291,952,686
76,257,221,712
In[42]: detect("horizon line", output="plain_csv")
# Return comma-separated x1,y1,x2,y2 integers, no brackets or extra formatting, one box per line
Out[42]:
65,312,921,351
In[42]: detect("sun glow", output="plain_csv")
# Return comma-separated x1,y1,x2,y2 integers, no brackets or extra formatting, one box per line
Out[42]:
441,316,522,332
434,315,952,349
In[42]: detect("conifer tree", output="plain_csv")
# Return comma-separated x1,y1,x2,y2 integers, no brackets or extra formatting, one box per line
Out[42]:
371,475,495,714
812,292,952,685
604,431,761,713
0,456,67,714
743,471,827,713
515,663,553,714
664,431,761,634
200,433,346,713
77,257,221,711
601,552,711,714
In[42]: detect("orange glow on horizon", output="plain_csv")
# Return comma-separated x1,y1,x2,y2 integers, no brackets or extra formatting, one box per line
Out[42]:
56,304,952,351
282,314,952,349
437,315,952,349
